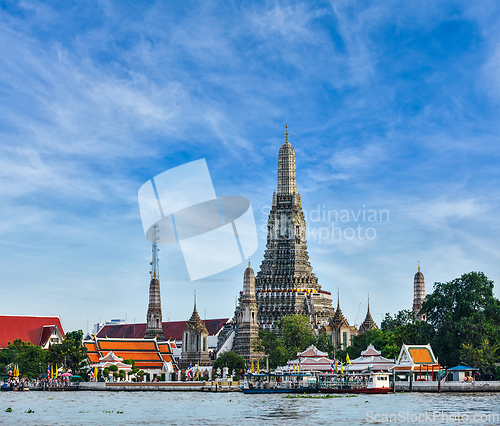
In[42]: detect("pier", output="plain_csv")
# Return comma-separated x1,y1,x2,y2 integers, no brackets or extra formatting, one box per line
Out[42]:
79,381,242,392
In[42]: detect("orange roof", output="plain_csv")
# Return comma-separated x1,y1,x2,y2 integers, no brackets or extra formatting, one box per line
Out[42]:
110,352,162,361
86,338,177,370
98,340,158,351
84,342,100,363
161,354,174,363
409,348,434,364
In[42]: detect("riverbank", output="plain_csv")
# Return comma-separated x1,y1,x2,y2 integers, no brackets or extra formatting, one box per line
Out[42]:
79,381,242,392
395,380,500,392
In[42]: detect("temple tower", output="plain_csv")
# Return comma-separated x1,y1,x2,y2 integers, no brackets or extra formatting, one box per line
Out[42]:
413,262,426,321
180,297,211,370
358,295,379,334
233,261,262,364
255,127,335,329
145,224,164,340
329,291,355,348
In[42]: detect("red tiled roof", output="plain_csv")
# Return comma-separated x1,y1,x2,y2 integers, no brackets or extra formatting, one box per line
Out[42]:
0,315,65,348
96,319,228,340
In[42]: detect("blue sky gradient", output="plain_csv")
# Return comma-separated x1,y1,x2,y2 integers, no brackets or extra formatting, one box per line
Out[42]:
1,1,500,332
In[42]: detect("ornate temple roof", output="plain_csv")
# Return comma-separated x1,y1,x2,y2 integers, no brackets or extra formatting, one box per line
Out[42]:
85,338,177,370
349,344,395,372
331,297,349,328
96,318,227,340
358,298,378,334
184,303,209,335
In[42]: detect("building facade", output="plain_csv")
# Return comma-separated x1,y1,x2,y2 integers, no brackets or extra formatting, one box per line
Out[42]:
179,302,212,370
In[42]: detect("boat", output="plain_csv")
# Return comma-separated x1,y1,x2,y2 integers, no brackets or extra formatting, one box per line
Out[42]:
318,372,392,394
241,372,318,394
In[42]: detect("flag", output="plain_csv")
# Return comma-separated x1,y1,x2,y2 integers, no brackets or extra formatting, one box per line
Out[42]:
251,361,254,373
257,361,260,374
47,365,50,378
330,362,335,373
346,353,351,364
297,361,300,372
196,364,199,380
94,365,98,380
187,364,193,380
8,365,12,376
340,362,343,374
15,364,19,378
90,367,95,380
50,365,53,379
244,363,247,374
335,359,338,374
55,365,59,378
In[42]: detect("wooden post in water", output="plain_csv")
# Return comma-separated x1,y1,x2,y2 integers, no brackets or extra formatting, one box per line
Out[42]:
409,371,413,392
392,370,396,393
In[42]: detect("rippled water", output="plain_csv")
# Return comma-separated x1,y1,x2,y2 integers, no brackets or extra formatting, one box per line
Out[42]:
1,391,500,425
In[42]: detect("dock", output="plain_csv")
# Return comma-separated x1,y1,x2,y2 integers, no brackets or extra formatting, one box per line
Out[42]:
79,381,242,392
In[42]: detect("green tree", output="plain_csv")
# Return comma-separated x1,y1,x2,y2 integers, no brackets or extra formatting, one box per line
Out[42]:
422,271,500,369
315,331,334,354
0,339,47,378
47,330,88,374
213,351,245,377
381,309,414,332
460,340,499,376
252,314,316,369
277,314,315,356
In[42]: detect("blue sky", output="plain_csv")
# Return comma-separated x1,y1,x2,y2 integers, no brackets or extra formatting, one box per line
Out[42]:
1,1,500,333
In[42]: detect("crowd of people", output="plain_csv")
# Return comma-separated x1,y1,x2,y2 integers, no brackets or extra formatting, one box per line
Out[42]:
2,377,73,391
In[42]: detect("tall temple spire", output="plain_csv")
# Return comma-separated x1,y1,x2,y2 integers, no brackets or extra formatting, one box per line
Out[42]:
233,262,261,363
255,128,334,329
145,224,164,340
277,126,297,195
413,263,426,321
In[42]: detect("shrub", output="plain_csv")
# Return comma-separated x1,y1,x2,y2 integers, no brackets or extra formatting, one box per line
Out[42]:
109,365,118,372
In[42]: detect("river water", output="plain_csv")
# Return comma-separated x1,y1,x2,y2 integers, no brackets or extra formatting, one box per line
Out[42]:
0,391,499,425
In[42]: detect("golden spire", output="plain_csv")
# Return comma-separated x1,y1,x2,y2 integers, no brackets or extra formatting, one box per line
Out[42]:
418,261,420,272
284,125,289,143
248,258,251,267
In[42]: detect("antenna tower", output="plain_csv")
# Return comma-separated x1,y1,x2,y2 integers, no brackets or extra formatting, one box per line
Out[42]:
150,223,160,279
